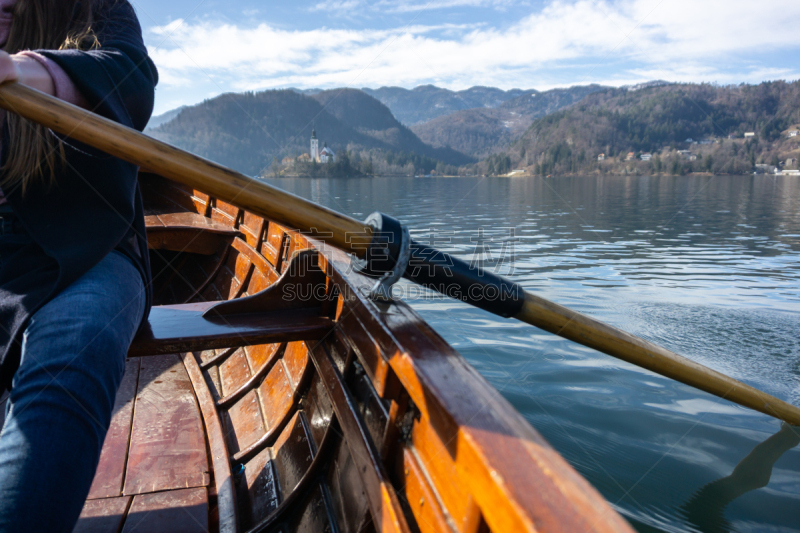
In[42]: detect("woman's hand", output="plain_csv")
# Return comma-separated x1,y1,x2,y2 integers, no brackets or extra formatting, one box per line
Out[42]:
0,49,19,85
0,50,54,95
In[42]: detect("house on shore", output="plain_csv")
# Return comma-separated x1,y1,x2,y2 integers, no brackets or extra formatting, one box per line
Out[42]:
744,132,755,138
597,153,605,161
640,153,652,161
625,152,635,161
754,164,777,174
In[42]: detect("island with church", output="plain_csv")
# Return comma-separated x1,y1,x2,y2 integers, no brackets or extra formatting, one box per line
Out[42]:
266,128,369,178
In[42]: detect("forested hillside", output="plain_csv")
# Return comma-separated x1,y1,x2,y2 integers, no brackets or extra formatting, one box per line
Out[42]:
411,85,607,158
362,85,527,125
146,106,187,129
499,81,800,176
310,89,469,164
148,89,471,175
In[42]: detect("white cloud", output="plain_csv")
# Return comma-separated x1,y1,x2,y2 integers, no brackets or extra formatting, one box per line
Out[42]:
379,0,517,13
146,0,800,111
309,0,362,11
310,0,515,13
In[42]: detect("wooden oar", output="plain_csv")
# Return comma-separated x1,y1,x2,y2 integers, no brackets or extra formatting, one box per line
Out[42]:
1,82,798,426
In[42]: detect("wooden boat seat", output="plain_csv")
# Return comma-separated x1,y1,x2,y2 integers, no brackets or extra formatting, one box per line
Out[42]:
130,249,333,357
145,212,241,255
129,303,333,357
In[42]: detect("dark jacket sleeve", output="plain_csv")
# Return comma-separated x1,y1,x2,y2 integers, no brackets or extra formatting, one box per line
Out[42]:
36,0,158,131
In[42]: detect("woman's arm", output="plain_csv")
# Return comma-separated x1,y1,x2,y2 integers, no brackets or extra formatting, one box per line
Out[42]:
35,0,158,131
0,50,55,95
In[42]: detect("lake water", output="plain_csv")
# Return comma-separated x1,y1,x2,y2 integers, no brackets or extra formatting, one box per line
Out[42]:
264,174,800,533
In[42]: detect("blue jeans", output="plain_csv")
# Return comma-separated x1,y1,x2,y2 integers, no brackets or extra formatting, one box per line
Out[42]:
0,251,145,533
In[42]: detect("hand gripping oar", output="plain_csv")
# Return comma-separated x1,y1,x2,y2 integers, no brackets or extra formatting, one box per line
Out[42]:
1,82,798,426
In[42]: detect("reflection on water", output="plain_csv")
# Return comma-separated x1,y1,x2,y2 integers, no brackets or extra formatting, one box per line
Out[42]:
680,424,800,533
264,175,800,532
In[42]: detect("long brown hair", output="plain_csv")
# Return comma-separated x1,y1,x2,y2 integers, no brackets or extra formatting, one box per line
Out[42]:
1,0,98,194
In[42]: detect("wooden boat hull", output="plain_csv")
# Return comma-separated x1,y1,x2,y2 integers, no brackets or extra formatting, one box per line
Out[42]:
67,173,634,533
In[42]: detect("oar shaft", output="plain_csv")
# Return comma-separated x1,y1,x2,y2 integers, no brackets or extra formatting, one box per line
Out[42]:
1,82,798,426
516,293,800,425
0,83,372,253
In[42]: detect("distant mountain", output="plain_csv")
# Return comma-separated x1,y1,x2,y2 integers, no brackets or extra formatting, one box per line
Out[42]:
621,80,673,91
148,89,473,175
309,88,468,163
362,85,528,125
289,88,323,96
410,85,608,158
493,80,800,176
146,106,187,129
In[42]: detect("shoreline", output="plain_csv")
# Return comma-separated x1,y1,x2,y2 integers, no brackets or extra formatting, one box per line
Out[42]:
265,172,796,179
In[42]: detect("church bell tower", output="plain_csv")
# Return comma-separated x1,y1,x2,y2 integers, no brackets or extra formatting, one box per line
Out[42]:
310,128,319,162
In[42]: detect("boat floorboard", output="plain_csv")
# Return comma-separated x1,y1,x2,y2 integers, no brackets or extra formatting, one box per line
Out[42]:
73,354,211,533
123,353,209,495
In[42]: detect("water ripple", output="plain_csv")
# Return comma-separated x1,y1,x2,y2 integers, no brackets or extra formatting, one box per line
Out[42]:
266,175,800,533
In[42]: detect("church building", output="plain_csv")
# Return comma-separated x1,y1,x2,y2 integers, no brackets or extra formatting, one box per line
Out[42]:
310,130,335,163
319,143,335,163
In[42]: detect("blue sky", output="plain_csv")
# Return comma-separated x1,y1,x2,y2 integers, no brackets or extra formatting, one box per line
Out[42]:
129,0,800,115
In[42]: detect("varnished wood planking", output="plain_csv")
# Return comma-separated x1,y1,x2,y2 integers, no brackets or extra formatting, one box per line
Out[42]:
264,223,284,269
241,211,265,249
407,417,472,530
325,434,371,533
88,359,140,499
145,212,239,255
396,447,454,533
304,373,334,449
247,267,270,295
261,241,280,269
349,366,390,453
237,446,280,530
73,496,131,533
223,390,265,455
310,343,411,533
244,342,282,373
232,250,254,295
271,412,315,498
219,347,251,397
219,346,268,454
183,352,238,533
290,484,337,533
211,203,240,229
232,236,279,284
257,361,294,430
282,342,309,389
123,354,209,495
122,488,209,533
191,190,210,215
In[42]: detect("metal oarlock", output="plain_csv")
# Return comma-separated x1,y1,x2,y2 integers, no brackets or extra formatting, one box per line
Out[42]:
361,212,411,302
